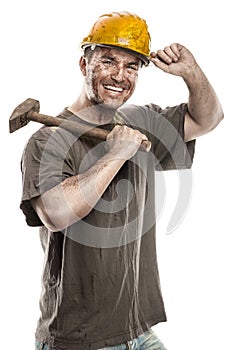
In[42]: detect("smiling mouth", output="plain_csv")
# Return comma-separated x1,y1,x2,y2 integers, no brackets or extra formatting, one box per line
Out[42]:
103,85,124,93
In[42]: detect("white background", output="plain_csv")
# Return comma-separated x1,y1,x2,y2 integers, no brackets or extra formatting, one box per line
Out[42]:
1,0,232,349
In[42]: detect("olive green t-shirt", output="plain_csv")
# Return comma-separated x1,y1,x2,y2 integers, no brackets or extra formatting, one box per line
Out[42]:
20,103,195,350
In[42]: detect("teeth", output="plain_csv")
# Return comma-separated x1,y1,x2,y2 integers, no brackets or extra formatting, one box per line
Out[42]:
104,85,123,92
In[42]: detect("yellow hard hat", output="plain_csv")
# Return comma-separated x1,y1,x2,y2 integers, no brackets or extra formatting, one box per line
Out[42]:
81,11,151,65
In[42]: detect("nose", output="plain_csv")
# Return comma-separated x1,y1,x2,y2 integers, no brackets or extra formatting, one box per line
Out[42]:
111,65,126,82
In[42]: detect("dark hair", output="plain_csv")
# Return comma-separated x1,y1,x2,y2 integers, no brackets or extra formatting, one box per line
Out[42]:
83,46,95,62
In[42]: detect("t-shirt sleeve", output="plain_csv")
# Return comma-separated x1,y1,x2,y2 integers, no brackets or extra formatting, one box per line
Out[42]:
20,127,76,226
148,103,195,170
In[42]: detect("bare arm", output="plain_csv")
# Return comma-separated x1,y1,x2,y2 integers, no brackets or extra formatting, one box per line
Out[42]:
31,125,148,232
150,43,224,142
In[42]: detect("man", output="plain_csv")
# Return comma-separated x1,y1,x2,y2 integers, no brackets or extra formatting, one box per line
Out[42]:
20,12,223,350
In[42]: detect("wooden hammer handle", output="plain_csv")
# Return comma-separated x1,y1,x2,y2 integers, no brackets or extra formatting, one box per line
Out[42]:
29,111,152,152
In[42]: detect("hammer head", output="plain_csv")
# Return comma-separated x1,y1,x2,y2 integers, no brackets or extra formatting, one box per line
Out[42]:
9,98,40,133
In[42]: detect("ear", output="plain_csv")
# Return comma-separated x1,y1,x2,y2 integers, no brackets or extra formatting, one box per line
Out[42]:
79,56,87,76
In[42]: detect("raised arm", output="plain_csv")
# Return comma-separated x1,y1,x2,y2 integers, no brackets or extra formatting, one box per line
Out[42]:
31,125,148,232
150,43,224,142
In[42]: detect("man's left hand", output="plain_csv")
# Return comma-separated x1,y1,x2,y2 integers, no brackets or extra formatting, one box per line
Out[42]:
150,43,197,78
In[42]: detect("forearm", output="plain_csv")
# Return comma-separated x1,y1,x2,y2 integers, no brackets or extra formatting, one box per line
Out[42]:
32,124,147,231
32,151,126,231
151,43,224,141
184,64,224,131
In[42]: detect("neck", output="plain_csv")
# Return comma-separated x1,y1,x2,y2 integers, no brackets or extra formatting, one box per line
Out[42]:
68,93,117,125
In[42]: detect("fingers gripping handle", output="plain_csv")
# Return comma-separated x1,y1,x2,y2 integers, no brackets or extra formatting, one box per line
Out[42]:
140,140,151,152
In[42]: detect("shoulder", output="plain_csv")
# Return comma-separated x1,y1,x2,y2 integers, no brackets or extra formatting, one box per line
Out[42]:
118,103,187,130
119,102,187,120
118,103,159,127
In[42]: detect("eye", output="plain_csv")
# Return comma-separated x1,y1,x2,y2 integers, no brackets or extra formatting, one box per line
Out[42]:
126,64,140,71
102,59,114,66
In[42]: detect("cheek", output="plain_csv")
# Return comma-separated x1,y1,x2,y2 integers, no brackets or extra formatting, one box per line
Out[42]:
86,65,101,86
126,79,137,96
129,76,138,93
85,70,100,99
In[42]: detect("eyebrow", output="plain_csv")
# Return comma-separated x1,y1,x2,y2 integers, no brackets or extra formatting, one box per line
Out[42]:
100,54,115,61
99,54,140,66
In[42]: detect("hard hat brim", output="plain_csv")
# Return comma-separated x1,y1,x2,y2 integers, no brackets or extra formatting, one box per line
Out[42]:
81,43,150,66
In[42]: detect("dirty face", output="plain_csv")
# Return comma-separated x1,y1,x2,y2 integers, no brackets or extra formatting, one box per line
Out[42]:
81,47,142,109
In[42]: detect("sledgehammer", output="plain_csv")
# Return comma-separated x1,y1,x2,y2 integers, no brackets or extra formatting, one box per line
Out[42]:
9,98,151,152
